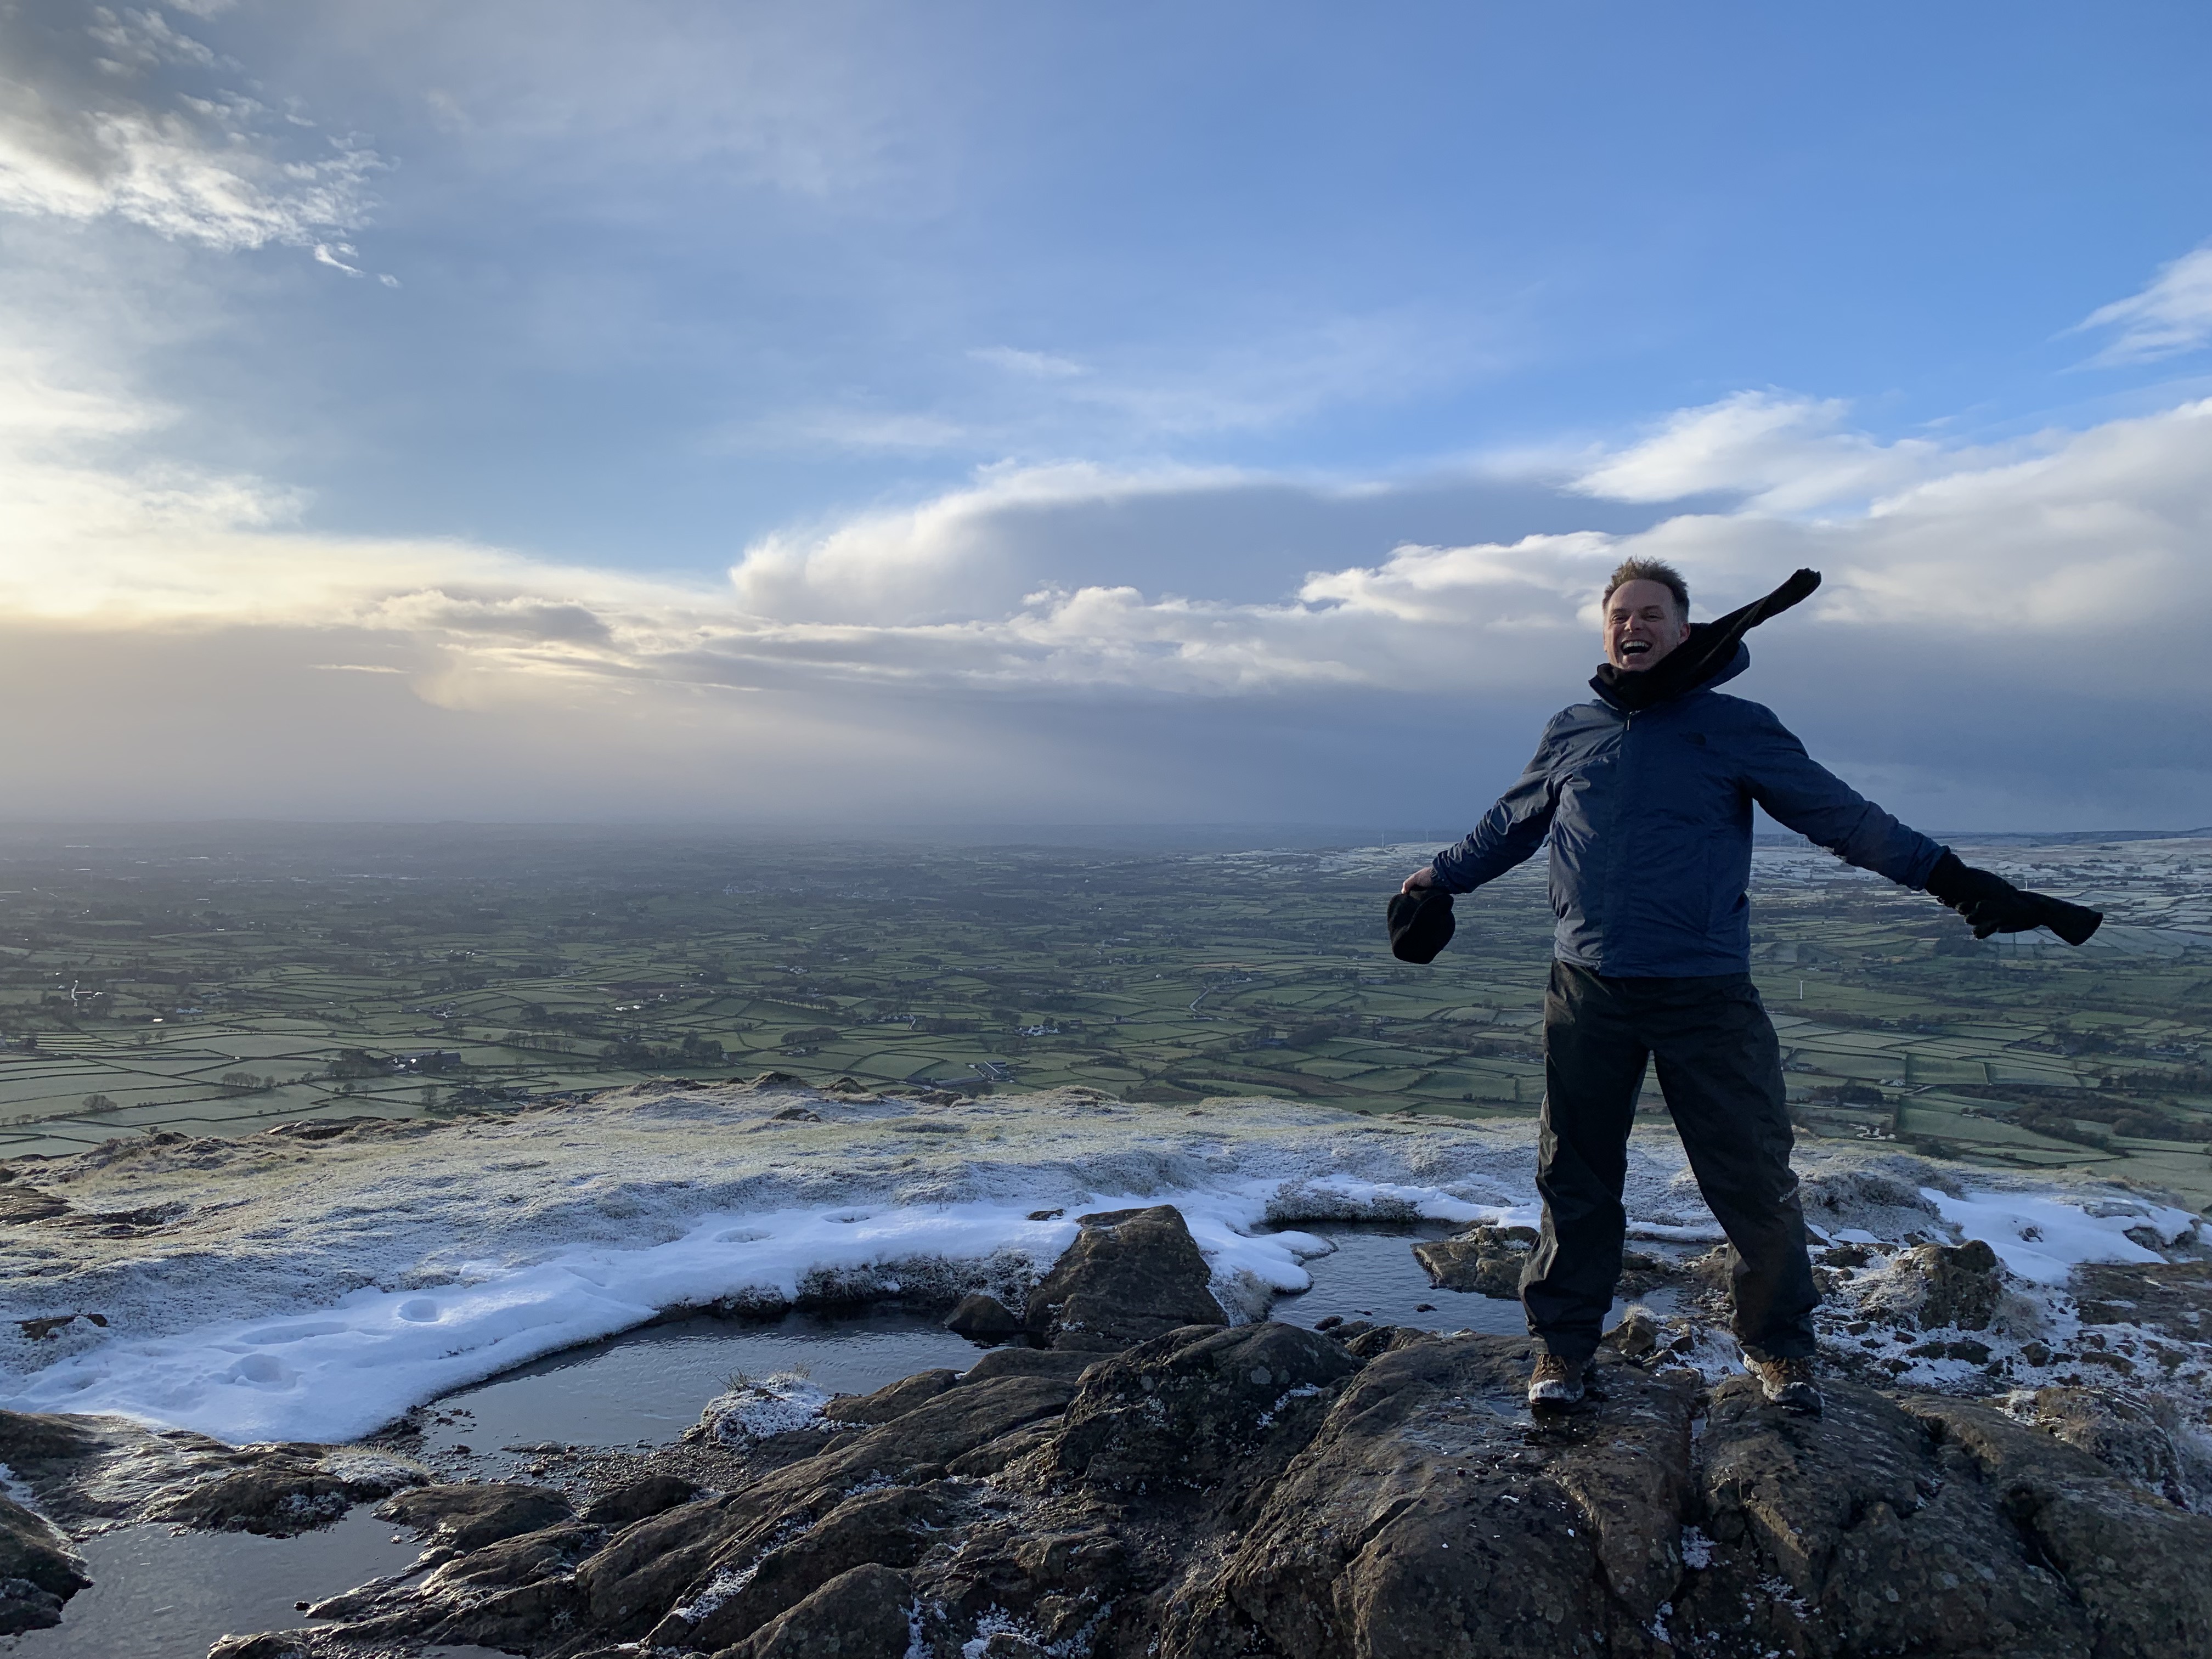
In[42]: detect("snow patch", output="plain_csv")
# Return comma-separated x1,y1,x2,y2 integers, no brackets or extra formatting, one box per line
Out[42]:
1922,1187,2197,1285
3,1087,2200,1450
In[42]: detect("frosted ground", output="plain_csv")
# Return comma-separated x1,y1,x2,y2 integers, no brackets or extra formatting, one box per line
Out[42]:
0,1081,2201,1449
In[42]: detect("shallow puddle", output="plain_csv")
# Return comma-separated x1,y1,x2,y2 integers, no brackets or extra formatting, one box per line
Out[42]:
414,1300,985,1455
3,1506,447,1659
1266,1218,1528,1333
413,1222,1626,1461
1267,1219,1675,1337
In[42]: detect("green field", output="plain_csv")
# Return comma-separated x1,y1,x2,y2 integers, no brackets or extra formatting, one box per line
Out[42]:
1,825,2205,1207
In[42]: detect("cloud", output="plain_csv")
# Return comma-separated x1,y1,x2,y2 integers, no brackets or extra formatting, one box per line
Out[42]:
312,240,363,275
0,5,383,251
971,345,1086,379
0,341,2203,824
727,309,1521,462
1567,391,2001,514
87,5,220,71
2076,243,2212,365
742,407,975,454
725,460,1248,625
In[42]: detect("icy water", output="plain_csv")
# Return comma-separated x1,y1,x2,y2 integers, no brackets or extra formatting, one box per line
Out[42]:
12,1223,1618,1656
1265,1218,1675,1336
1267,1218,1528,1334
428,1222,1638,1452
1,1506,505,1659
416,1301,983,1455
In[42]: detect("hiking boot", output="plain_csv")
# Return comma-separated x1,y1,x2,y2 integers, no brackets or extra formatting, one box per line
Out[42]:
1748,1354,1821,1414
1527,1353,1585,1409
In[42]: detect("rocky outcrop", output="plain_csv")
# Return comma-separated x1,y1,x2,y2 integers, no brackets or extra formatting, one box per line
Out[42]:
0,1407,424,1541
1022,1205,1227,1350
2020,1385,2212,1513
1160,1335,1699,1657
1411,1223,1537,1297
944,1291,1027,1340
580,1474,699,1528
0,1492,87,1634
713,1561,917,1659
825,1368,960,1426
1900,1396,2212,1659
1874,1238,2007,1330
1053,1321,1358,1502
257,1322,2211,1658
144,1448,426,1535
662,1486,951,1652
376,1482,576,1551
172,1199,2200,1659
15,1199,2210,1659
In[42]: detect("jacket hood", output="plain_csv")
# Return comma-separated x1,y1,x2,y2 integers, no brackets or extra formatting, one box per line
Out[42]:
1589,568,1817,713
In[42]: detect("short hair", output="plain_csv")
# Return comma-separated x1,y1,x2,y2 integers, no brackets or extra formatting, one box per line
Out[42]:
1602,557,1689,618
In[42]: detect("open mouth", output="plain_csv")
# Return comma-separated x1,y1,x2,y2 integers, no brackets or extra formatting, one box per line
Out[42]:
1619,639,1651,657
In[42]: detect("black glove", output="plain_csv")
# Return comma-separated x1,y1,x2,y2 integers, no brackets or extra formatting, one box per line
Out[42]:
1924,851,2102,945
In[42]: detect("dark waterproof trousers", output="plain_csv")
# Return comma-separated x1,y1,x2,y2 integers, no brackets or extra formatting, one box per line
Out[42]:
1522,962,1818,1363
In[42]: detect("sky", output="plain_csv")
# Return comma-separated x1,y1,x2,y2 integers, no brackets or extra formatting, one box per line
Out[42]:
1,1,2208,833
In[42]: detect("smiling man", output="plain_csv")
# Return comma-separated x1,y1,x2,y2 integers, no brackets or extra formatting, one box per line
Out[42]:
1400,557,2089,1415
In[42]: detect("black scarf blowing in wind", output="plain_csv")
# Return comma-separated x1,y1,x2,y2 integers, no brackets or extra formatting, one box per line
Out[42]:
1589,568,1823,712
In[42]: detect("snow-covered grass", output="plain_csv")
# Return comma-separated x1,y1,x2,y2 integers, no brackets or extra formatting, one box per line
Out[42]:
0,1081,2199,1446
696,1372,838,1445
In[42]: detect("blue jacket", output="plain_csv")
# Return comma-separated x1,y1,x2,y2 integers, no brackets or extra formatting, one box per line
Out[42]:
1429,648,1944,977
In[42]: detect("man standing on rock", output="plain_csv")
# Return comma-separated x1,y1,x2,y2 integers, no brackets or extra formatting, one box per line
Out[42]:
1395,558,2098,1415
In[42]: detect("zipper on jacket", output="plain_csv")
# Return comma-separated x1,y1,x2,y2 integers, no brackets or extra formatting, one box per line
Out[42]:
1595,706,1634,966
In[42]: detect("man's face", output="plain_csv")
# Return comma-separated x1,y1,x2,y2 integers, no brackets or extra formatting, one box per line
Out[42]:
1604,579,1691,672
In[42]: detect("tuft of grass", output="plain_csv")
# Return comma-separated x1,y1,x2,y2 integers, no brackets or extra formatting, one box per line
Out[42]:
719,1362,811,1393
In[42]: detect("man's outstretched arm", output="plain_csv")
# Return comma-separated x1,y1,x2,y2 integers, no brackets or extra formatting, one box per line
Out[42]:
1739,712,1944,888
1402,729,1563,895
1740,709,2100,942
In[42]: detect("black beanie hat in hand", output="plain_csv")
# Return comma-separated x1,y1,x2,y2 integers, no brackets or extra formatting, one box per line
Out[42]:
1387,886,1456,964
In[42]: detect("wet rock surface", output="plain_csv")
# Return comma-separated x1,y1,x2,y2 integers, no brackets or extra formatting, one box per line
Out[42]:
88,1203,2192,1658
0,1407,427,1537
374,1482,575,1551
0,1491,88,1633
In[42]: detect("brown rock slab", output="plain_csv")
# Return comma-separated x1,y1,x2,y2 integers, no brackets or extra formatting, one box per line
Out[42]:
707,1562,914,1659
580,1474,699,1529
1410,1224,1537,1298
1889,1238,2005,1330
1160,1332,1697,1657
376,1482,574,1551
1054,1321,1361,1497
1023,1204,1227,1351
149,1449,424,1536
672,1484,952,1652
944,1291,1026,1340
823,1368,958,1426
